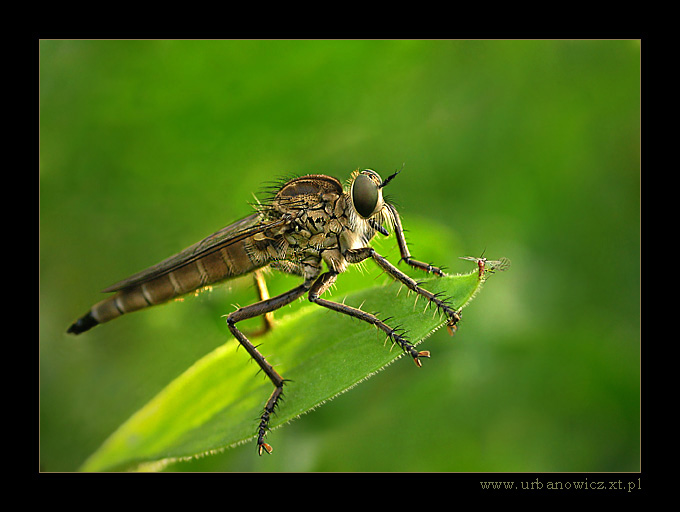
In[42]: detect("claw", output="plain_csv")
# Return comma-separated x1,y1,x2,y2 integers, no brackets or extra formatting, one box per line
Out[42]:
446,309,462,335
446,322,458,336
413,350,430,367
258,442,273,455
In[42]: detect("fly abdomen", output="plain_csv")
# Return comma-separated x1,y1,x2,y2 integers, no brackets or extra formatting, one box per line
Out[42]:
69,278,177,335
67,236,268,334
66,311,98,334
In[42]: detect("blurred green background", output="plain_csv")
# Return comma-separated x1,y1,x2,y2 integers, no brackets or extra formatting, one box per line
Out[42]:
39,40,640,472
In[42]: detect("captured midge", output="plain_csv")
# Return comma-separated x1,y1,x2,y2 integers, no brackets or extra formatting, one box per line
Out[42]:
459,254,511,280
68,168,462,455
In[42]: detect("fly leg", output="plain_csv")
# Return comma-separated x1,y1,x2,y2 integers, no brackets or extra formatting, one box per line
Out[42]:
247,270,275,336
347,246,462,336
387,203,447,277
226,281,311,455
308,271,431,367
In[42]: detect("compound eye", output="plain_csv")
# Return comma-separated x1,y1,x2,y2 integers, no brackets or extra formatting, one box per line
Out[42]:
352,173,380,218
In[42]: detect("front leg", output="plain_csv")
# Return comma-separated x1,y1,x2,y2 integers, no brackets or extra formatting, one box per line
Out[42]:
385,203,447,277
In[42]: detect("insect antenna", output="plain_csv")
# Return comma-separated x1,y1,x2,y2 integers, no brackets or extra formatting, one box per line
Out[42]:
379,170,400,189
379,163,405,189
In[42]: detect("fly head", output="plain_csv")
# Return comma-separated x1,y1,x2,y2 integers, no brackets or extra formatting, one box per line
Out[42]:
350,168,400,219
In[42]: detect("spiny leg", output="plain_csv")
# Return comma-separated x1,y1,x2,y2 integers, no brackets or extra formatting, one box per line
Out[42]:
226,282,310,455
308,271,430,366
346,246,461,335
372,250,460,333
385,203,447,278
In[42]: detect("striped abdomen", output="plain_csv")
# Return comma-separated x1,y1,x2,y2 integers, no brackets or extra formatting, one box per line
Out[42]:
68,213,274,334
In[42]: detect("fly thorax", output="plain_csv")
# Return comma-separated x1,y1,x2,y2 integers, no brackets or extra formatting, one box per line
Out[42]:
298,208,329,235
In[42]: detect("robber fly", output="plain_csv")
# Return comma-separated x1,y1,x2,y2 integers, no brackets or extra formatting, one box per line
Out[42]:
68,168,461,455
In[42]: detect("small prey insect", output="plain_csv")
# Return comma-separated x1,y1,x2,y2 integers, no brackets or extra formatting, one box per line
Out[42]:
460,254,511,279
68,168,461,455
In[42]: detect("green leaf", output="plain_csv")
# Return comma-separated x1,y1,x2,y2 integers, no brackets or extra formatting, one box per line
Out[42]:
80,270,487,471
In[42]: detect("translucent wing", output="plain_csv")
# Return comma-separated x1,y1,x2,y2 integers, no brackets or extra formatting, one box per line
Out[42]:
459,255,511,274
101,213,286,293
487,257,511,273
